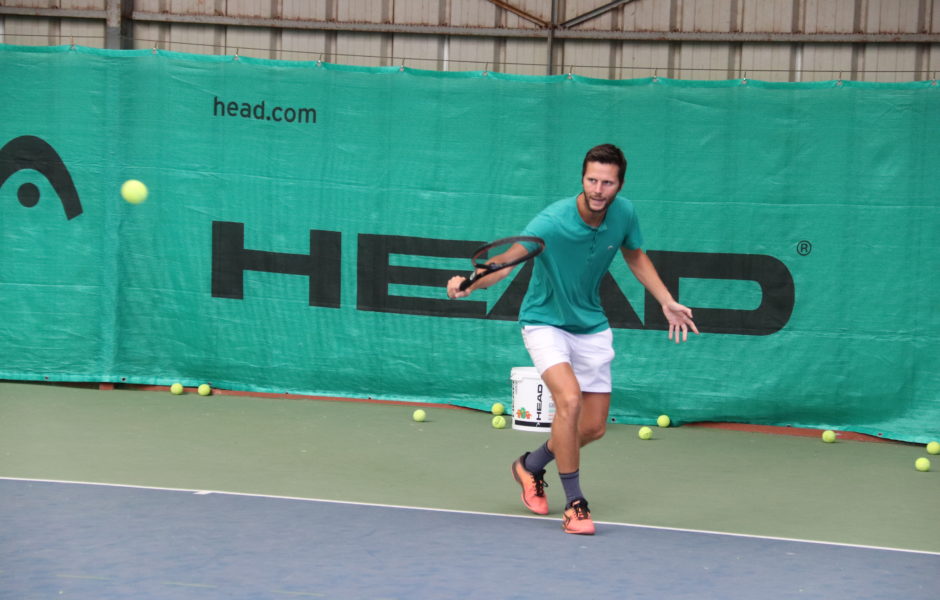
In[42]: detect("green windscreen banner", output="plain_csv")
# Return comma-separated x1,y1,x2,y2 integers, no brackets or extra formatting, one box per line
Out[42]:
1,45,937,442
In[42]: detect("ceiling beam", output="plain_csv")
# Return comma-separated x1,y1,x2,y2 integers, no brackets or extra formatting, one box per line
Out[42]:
485,0,549,28
0,6,106,19
2,6,937,45
130,12,940,44
560,0,639,29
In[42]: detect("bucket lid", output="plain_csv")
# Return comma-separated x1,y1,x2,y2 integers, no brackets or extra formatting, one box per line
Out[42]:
510,366,540,378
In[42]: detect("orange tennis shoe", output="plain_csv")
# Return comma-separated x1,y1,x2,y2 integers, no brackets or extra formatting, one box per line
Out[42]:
511,453,549,515
562,498,595,535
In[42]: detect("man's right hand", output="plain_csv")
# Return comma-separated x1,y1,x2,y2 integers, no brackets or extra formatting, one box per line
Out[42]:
447,276,470,299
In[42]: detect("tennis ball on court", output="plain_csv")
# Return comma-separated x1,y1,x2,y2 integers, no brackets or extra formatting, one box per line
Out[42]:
657,414,671,428
821,430,837,443
927,441,940,455
197,383,212,396
121,179,148,204
638,426,652,440
491,402,506,416
170,382,183,395
915,457,931,472
492,415,507,429
412,409,426,422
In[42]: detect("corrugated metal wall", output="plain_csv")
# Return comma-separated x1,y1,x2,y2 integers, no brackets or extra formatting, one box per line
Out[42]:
1,0,937,82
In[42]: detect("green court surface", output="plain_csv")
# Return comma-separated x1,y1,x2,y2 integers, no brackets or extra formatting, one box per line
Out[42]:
1,381,937,554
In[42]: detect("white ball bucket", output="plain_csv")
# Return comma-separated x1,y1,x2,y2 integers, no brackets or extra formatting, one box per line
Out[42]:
510,367,554,432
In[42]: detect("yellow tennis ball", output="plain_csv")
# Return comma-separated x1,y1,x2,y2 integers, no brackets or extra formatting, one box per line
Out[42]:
491,402,505,416
121,179,148,204
491,415,507,429
412,409,426,422
197,383,212,396
915,457,931,472
638,426,652,440
927,441,940,455
170,382,184,395
821,430,837,443
657,414,671,428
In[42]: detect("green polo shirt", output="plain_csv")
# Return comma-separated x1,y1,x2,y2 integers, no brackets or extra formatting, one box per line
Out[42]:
519,195,644,334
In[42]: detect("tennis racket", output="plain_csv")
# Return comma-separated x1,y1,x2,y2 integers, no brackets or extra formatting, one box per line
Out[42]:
458,236,545,291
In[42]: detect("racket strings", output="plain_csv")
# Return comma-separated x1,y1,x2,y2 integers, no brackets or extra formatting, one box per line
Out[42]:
458,236,545,291
473,243,516,269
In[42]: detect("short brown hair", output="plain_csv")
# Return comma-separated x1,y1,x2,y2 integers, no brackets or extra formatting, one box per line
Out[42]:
582,144,627,184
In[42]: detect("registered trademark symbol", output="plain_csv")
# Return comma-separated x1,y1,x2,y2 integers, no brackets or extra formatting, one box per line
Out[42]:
797,240,813,256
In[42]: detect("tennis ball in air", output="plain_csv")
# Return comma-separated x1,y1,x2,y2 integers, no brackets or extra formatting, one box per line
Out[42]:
492,415,507,429
170,382,184,395
121,179,148,204
491,402,506,416
412,409,426,422
927,441,940,455
657,414,671,428
197,383,212,396
638,426,652,440
915,457,931,472
821,430,837,443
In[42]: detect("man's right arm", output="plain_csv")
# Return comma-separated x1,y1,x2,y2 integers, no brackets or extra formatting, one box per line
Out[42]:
446,242,531,299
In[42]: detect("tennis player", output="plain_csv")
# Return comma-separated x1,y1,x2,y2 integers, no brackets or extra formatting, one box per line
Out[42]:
447,143,698,535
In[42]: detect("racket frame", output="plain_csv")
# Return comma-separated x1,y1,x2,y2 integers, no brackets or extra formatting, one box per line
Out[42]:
457,235,545,291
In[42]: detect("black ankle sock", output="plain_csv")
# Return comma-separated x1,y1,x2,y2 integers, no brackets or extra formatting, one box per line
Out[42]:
523,441,555,473
559,470,583,506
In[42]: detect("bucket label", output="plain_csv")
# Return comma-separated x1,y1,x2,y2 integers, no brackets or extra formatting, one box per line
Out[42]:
511,369,555,431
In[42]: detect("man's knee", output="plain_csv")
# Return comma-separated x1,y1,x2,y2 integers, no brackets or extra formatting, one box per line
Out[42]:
580,422,606,445
552,393,582,420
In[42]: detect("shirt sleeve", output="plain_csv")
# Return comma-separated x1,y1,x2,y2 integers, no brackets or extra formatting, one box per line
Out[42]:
520,211,553,248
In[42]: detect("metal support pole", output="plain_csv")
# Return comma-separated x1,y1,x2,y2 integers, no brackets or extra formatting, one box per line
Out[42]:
105,0,120,49
121,0,135,50
546,0,557,76
104,0,134,49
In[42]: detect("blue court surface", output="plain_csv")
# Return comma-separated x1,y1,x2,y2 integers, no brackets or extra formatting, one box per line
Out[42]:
2,478,937,599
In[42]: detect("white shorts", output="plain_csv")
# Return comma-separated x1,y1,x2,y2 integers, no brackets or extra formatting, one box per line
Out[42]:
521,326,615,393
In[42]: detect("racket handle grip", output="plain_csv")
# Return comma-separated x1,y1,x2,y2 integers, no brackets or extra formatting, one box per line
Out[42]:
458,275,473,292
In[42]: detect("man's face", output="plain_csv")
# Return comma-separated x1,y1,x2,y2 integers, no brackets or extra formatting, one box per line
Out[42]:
581,162,623,214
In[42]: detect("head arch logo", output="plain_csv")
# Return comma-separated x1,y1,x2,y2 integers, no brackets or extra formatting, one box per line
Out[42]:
0,135,83,220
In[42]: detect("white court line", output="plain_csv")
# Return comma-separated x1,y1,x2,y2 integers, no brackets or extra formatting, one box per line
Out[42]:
4,476,939,558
